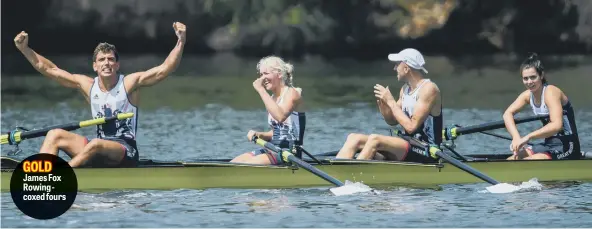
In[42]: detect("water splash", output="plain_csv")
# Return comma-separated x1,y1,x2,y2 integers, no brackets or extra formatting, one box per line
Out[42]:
330,180,377,196
482,178,543,194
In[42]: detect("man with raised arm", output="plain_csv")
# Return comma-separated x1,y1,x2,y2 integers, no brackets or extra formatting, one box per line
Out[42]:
13,22,187,168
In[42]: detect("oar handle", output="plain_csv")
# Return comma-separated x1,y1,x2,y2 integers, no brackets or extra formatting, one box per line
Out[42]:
1,112,135,145
443,114,550,140
80,112,134,128
252,137,291,163
251,137,345,187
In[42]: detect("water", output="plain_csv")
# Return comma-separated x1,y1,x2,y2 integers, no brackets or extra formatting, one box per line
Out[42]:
1,104,592,227
2,183,591,227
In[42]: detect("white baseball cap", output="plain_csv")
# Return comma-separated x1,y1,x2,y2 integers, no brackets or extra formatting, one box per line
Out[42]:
387,48,428,74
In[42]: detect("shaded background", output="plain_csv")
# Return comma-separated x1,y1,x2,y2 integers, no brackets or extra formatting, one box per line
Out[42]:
2,0,591,109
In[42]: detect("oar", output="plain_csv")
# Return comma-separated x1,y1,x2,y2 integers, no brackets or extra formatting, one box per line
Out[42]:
398,135,501,185
1,113,135,145
443,114,549,140
252,137,345,187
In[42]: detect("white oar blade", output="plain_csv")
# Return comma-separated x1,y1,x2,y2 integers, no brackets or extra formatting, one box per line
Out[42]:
484,178,542,194
485,183,521,194
330,181,374,196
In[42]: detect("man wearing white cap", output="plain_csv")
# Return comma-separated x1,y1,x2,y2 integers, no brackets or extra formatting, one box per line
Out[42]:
335,48,443,162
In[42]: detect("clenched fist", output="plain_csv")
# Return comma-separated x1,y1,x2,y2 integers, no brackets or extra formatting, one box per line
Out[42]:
14,31,29,51
173,22,186,42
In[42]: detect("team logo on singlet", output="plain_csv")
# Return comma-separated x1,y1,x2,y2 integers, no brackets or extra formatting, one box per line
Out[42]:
95,104,131,138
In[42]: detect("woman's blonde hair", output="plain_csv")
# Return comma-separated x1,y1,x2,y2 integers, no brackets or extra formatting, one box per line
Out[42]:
256,56,296,87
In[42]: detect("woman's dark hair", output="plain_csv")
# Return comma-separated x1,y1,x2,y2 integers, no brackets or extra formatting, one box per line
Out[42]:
520,53,547,84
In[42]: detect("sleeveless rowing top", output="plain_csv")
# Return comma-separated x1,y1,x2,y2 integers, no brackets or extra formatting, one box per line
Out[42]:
529,84,579,147
89,74,138,141
400,79,443,146
268,87,305,147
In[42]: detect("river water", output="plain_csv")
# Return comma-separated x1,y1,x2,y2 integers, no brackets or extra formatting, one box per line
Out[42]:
1,103,591,227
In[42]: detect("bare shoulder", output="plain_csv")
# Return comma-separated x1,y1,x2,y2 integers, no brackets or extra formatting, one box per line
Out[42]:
289,87,303,101
122,72,144,92
543,85,567,105
124,72,142,83
518,89,531,101
421,81,441,97
545,85,564,96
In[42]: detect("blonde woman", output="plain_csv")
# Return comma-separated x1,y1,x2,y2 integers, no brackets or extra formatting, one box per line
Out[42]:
230,56,305,165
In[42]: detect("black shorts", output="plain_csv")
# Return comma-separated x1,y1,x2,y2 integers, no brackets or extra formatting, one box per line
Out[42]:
400,141,438,163
84,136,139,167
527,137,579,160
388,130,439,163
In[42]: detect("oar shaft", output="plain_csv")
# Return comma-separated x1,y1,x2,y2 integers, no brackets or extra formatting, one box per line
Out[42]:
399,134,500,185
434,150,499,185
478,131,532,146
286,154,345,187
254,138,344,187
445,114,549,140
1,113,134,145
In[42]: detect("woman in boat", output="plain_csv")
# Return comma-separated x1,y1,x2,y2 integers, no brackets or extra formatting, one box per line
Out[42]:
230,56,305,165
504,53,581,160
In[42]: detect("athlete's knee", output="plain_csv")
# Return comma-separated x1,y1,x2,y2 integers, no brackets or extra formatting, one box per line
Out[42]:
84,139,104,153
346,133,366,145
45,129,67,143
346,133,361,141
366,134,383,146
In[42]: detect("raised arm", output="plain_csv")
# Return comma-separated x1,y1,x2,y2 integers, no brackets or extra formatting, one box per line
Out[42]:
388,83,438,134
14,31,92,93
256,84,301,123
125,22,186,93
503,91,530,139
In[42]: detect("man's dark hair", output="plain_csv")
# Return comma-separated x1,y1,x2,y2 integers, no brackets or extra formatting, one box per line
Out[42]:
93,42,119,62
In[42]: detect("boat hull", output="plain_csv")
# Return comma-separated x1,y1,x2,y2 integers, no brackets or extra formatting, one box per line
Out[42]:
2,158,591,192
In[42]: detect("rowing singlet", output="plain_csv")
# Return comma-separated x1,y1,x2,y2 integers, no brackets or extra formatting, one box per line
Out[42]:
529,84,580,157
268,87,305,147
89,74,138,141
400,79,443,146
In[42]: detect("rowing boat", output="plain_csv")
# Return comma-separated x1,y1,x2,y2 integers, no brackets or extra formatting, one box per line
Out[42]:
2,152,591,193
2,113,590,193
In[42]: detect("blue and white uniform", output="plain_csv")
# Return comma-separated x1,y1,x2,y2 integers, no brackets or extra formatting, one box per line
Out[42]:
89,74,140,166
526,85,580,160
396,79,442,162
251,87,305,164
